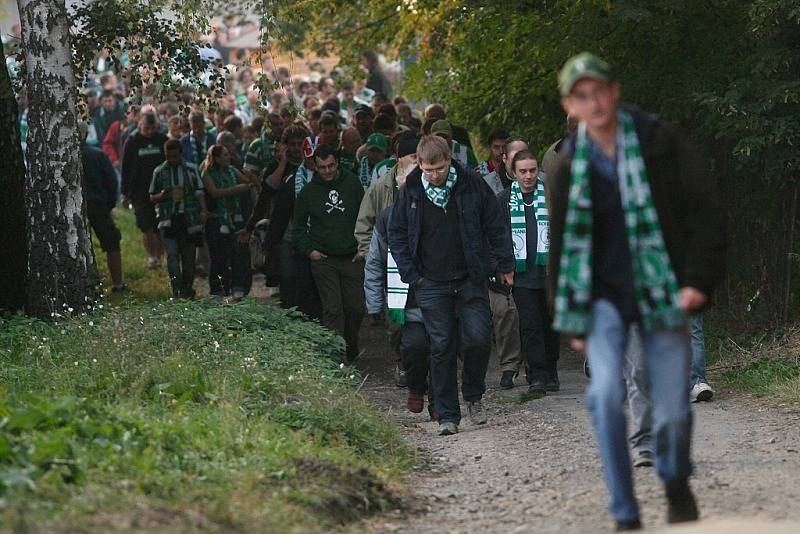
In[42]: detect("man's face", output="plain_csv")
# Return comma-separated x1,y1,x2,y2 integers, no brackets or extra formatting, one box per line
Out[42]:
102,96,116,112
420,158,450,187
222,95,237,111
191,119,205,136
372,97,387,113
285,137,304,163
139,120,156,138
367,147,385,167
342,89,354,104
561,78,620,131
354,114,373,134
269,115,285,136
217,147,231,167
320,124,339,147
168,118,182,139
490,138,506,164
165,148,182,165
514,158,539,191
502,140,528,170
398,153,417,169
315,155,338,181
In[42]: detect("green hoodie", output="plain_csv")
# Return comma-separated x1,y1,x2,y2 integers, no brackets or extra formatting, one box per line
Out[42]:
292,168,365,257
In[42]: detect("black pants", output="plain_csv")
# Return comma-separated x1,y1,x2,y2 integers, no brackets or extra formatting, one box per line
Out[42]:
513,287,560,383
400,320,431,393
294,250,321,320
161,221,197,298
310,255,365,360
278,240,297,309
206,218,248,295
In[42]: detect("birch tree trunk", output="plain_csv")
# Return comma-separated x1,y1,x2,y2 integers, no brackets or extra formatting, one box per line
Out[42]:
18,0,97,319
0,61,27,312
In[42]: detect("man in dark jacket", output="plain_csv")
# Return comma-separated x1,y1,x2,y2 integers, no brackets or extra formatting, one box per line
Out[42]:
121,112,167,268
293,145,365,362
549,53,725,531
388,136,514,436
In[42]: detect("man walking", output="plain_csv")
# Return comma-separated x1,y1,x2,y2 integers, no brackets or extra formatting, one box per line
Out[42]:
548,53,725,530
388,136,514,436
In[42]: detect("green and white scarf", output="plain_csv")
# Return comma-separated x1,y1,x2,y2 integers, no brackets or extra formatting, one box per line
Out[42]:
371,157,396,183
294,163,314,195
188,130,208,167
387,247,408,325
422,165,458,209
358,155,373,189
509,177,549,272
151,162,204,234
206,166,243,234
553,110,684,335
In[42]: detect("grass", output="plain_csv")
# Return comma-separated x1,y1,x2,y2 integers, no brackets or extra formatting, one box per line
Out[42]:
0,209,413,532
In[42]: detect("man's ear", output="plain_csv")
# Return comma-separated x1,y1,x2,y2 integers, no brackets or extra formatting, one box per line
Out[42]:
560,96,573,117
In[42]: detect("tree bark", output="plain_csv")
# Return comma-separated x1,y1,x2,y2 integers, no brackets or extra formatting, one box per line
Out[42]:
18,0,97,319
0,61,28,312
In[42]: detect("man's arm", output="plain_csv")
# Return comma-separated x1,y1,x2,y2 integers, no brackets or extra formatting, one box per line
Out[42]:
387,188,421,285
98,151,118,206
354,183,378,258
364,224,389,315
120,139,135,199
291,191,314,258
102,122,121,167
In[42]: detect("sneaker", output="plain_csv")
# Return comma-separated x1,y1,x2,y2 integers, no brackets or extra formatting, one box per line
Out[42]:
407,390,424,413
528,380,547,398
690,382,714,403
394,362,407,388
615,519,642,531
546,369,560,392
467,400,487,425
633,450,654,468
666,480,699,524
500,370,515,390
439,421,458,435
231,290,245,300
146,256,160,270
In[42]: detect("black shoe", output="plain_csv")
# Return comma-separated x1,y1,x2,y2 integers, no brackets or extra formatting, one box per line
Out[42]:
666,480,699,524
545,370,560,392
500,370,515,390
528,380,547,397
110,284,130,294
615,519,642,531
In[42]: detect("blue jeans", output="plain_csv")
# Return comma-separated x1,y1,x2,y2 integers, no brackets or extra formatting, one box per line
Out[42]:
689,313,707,385
586,299,693,522
414,278,492,425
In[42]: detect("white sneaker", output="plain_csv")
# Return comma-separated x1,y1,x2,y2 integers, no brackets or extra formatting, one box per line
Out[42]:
690,382,714,403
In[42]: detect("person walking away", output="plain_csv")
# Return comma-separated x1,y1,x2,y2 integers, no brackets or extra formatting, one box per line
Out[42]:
388,136,514,436
292,145,366,363
121,112,167,269
498,150,560,394
548,53,726,530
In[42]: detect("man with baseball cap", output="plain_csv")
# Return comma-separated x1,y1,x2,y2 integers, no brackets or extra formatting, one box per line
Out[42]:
548,52,725,530
357,133,389,188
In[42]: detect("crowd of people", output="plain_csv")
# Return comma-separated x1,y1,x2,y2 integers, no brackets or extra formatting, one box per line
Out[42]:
42,48,728,531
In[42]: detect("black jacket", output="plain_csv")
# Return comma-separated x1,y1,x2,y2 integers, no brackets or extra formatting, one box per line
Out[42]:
547,104,726,305
388,160,514,285
121,131,168,204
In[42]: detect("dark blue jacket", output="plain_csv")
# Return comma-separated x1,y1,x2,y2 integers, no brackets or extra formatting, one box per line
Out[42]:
179,132,217,168
388,160,514,285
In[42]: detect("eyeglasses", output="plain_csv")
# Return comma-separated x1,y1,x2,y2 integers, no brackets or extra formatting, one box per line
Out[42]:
421,164,449,179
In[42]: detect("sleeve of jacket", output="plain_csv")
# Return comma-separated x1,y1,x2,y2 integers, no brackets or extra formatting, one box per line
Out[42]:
120,139,135,197
676,134,727,295
102,122,120,166
291,189,313,258
479,174,514,273
263,184,293,247
387,186,420,285
546,149,573,304
364,216,389,315
354,182,379,258
99,150,119,207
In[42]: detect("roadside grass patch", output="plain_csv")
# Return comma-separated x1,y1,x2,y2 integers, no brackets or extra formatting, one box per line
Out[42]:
0,299,412,532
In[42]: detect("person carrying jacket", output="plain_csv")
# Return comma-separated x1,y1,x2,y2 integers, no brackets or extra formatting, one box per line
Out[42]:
388,135,514,436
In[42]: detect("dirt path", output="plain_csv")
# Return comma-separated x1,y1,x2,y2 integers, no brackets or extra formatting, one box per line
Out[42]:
355,322,800,533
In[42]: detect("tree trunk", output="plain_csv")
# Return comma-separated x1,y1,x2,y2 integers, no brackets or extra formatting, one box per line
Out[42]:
0,61,28,312
18,0,97,319
781,183,798,324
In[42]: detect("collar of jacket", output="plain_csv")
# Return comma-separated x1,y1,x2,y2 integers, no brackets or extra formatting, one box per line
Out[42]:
404,159,469,198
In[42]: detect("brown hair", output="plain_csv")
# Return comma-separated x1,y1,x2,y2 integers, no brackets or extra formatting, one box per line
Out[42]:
510,149,538,172
203,145,228,171
416,135,451,164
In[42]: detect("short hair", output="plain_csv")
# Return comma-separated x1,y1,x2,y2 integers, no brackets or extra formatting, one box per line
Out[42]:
373,93,388,103
373,114,395,133
510,149,538,172
251,116,265,133
216,131,236,146
216,109,234,121
503,136,528,154
393,96,407,106
340,79,354,91
314,144,339,162
140,112,157,126
378,103,397,119
168,115,182,126
321,97,340,114
319,115,339,130
100,89,115,100
362,49,379,65
223,114,243,131
416,135,451,164
282,124,309,143
164,138,182,152
309,108,323,120
487,127,510,145
189,110,205,124
425,104,446,121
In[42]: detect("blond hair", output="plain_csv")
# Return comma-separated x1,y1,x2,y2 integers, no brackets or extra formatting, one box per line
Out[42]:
416,135,451,164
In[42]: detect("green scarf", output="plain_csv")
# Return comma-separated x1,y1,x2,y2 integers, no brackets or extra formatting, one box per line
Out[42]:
205,166,243,234
188,130,207,167
294,163,314,195
423,165,457,209
358,155,373,189
509,177,549,272
553,110,684,335
151,162,204,233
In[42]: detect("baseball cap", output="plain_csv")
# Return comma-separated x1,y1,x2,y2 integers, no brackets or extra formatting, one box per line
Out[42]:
430,119,453,138
366,133,388,152
558,52,612,96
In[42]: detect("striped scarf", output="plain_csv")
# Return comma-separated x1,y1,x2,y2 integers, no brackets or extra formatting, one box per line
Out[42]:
553,110,685,335
386,247,408,325
358,156,373,189
422,166,457,209
509,177,548,272
152,162,203,233
294,163,314,195
188,130,207,167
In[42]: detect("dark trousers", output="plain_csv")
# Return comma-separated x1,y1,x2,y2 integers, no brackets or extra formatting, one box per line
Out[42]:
400,320,431,393
294,251,321,320
235,223,252,295
513,287,560,383
161,227,197,298
310,255,365,360
206,218,248,295
415,278,492,425
278,240,297,309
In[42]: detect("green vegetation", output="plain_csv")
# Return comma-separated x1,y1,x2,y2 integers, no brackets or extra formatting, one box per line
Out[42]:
0,210,412,532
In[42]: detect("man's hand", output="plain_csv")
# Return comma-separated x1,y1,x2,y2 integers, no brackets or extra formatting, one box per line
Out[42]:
679,286,707,313
236,229,250,243
309,250,327,261
569,337,586,355
500,272,514,286
352,253,364,263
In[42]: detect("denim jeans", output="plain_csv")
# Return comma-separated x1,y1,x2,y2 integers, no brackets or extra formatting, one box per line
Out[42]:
414,277,492,425
586,299,693,522
623,326,653,456
689,312,707,385
400,320,431,393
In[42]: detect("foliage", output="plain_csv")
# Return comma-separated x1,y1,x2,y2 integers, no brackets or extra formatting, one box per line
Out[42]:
0,297,411,531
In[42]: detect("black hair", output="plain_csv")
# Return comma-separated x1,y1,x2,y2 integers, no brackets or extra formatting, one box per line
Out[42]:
164,138,182,152
487,127,510,145
502,136,527,154
313,144,339,162
373,114,395,133
319,115,339,130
